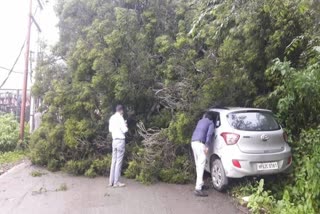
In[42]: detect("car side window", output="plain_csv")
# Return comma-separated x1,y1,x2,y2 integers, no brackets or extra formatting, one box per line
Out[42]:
215,114,221,128
214,112,221,128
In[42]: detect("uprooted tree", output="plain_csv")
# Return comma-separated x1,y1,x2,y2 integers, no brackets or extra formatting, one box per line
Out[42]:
30,0,320,212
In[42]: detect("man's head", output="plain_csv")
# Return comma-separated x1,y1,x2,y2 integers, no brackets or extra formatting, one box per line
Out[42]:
116,105,124,115
204,112,213,121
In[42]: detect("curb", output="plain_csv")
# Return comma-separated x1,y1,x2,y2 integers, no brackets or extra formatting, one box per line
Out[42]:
0,161,30,179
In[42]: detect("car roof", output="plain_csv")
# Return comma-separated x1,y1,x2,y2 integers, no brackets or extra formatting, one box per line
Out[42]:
208,107,272,113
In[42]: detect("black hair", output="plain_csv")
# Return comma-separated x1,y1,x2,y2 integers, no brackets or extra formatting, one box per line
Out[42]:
204,112,213,120
116,105,123,112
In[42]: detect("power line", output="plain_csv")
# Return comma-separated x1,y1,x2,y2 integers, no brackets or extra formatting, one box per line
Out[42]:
0,5,41,89
0,41,26,89
0,66,23,74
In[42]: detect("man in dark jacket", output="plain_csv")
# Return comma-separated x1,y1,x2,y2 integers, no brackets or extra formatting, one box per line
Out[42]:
191,113,215,197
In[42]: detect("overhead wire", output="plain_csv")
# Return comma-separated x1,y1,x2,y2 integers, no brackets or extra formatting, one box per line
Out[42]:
0,66,23,74
0,41,26,89
0,5,40,89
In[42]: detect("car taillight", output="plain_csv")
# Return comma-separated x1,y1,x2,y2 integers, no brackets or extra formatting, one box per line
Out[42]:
287,156,292,165
283,131,288,142
221,132,240,145
232,159,241,168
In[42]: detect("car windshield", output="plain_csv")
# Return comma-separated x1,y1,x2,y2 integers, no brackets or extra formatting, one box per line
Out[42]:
226,111,280,131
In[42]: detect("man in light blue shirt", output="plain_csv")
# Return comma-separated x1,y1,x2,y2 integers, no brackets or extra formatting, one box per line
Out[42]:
191,113,214,196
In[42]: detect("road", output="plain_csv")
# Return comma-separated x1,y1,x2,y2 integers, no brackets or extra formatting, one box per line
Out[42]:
0,162,244,214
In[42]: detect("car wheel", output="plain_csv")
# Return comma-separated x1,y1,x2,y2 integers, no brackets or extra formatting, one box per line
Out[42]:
211,158,228,191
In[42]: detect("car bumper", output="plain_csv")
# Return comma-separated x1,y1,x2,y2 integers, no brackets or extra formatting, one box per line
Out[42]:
221,147,292,178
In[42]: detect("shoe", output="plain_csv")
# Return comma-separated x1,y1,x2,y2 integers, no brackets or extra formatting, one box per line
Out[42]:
113,182,126,188
202,185,210,190
194,190,208,197
108,183,113,187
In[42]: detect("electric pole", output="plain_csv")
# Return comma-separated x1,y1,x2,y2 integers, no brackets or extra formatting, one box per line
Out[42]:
19,0,33,141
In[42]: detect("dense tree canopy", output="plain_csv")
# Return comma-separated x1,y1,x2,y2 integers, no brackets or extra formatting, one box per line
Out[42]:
30,0,320,212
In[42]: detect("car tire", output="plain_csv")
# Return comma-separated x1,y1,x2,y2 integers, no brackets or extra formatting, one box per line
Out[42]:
211,158,228,191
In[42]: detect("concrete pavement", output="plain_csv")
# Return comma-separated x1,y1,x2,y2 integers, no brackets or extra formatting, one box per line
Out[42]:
0,162,244,214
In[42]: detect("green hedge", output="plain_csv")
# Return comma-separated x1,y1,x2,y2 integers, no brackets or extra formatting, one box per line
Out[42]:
0,114,19,152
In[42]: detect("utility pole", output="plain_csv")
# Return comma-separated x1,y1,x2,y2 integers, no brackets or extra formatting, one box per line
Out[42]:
19,0,33,141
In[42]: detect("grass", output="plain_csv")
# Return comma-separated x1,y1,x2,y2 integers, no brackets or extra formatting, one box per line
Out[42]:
56,183,68,191
32,187,48,195
30,170,47,177
32,184,68,195
0,151,26,165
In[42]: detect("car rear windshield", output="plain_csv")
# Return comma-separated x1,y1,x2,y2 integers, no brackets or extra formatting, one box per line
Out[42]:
226,111,280,131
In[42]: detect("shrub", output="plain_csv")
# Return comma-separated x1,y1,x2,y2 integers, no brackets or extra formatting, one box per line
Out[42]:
167,113,193,145
0,150,26,165
84,167,97,178
29,138,50,166
159,155,192,184
136,161,160,184
247,179,275,214
61,155,112,177
124,160,140,179
29,124,65,167
148,109,172,128
64,119,95,148
0,114,19,152
47,159,61,172
261,59,320,135
159,168,191,184
30,170,46,177
63,160,91,175
281,127,320,213
124,123,193,184
29,111,112,175
85,155,112,178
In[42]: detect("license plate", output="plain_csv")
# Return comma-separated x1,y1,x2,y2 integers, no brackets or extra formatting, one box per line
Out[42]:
257,162,278,170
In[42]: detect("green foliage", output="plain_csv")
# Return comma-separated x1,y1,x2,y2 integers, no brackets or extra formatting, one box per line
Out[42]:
30,1,320,212
125,150,193,184
124,160,140,179
58,156,112,177
63,160,91,175
262,59,320,134
124,146,160,184
85,155,112,178
247,179,275,214
47,159,60,172
64,119,95,148
167,113,193,145
56,183,68,192
280,127,320,213
0,114,19,152
30,170,46,177
124,129,193,184
230,179,259,200
232,128,320,213
159,155,192,184
148,109,172,128
0,151,26,165
29,124,65,168
136,161,160,185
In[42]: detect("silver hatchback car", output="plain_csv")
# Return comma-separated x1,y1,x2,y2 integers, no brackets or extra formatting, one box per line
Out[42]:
204,107,292,191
